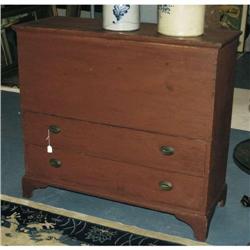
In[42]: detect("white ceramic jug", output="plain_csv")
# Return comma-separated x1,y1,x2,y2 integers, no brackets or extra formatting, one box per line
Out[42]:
103,5,140,31
158,5,205,37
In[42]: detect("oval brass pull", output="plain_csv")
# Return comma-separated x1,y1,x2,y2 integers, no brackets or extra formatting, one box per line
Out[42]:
160,146,174,156
49,158,62,168
49,125,61,134
159,181,173,191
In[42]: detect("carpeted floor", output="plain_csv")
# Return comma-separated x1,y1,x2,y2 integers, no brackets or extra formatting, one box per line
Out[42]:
2,194,204,246
1,91,250,245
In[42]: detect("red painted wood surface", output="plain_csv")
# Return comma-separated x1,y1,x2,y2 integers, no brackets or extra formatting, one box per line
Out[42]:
18,31,217,140
25,144,205,211
14,16,241,49
205,40,239,210
15,17,240,241
23,111,207,176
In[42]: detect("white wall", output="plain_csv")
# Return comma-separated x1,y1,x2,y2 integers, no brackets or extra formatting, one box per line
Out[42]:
57,5,159,24
140,5,157,24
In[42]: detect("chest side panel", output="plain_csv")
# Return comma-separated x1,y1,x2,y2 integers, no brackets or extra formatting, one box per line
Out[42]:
205,40,239,211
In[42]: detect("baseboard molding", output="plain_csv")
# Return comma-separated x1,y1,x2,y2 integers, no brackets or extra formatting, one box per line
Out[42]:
1,86,20,93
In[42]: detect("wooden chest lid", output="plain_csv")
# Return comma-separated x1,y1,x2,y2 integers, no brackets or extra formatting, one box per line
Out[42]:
14,16,241,49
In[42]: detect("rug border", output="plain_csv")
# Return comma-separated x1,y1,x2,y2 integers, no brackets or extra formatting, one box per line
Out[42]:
1,194,207,246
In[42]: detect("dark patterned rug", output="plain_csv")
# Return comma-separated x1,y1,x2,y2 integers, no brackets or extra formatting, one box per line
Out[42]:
1,196,199,246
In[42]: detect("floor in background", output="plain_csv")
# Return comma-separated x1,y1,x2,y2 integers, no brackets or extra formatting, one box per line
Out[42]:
231,88,250,131
234,52,250,89
1,194,204,246
1,91,250,245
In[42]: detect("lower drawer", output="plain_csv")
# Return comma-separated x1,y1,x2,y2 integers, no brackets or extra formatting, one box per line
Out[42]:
25,144,205,211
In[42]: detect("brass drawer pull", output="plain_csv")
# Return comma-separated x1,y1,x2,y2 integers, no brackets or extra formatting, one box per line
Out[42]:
49,125,61,134
49,158,62,168
160,146,175,156
159,181,173,191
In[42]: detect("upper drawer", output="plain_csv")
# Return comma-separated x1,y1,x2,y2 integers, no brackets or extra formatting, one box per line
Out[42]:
23,112,207,176
18,32,217,139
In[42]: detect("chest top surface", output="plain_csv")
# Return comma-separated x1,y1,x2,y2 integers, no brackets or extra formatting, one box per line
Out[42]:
14,16,240,49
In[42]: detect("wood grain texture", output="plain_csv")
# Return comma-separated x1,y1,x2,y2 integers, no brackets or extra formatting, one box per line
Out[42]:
24,144,205,212
16,17,240,241
14,16,241,49
205,40,239,212
23,111,207,176
18,31,217,140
